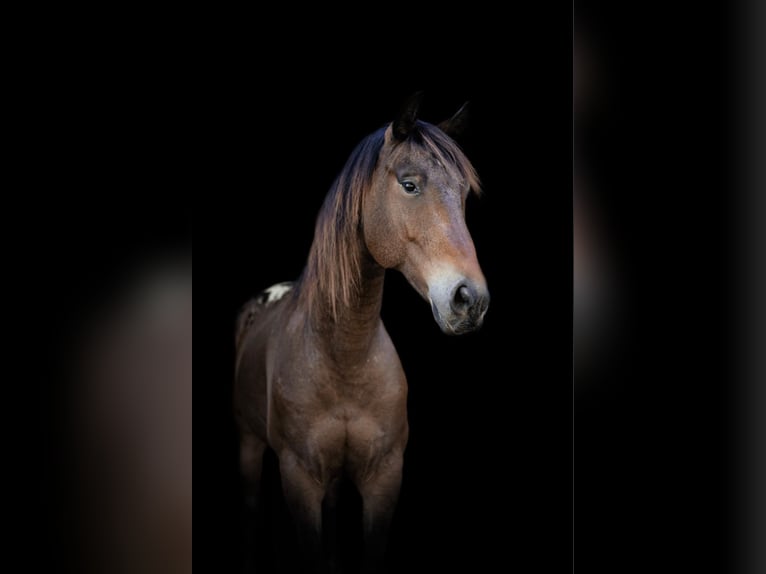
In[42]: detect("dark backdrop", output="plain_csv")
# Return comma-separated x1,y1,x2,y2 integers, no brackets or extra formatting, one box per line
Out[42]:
18,17,571,573
575,1,735,573
11,3,742,573
196,34,572,574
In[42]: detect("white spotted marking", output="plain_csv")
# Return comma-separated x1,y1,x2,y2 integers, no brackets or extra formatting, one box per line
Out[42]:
262,282,293,304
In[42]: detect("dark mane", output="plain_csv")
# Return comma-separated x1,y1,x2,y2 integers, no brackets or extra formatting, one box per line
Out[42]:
300,121,480,321
299,127,386,320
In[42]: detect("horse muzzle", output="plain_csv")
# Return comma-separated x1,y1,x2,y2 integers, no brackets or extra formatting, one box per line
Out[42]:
429,279,490,335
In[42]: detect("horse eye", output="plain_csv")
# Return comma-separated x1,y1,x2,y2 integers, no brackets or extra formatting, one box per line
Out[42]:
401,181,419,194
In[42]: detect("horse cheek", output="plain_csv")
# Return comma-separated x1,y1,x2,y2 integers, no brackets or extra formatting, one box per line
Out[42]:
364,207,404,269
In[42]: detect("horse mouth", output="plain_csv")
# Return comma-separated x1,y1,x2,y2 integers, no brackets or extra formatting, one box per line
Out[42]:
430,301,484,336
446,317,484,335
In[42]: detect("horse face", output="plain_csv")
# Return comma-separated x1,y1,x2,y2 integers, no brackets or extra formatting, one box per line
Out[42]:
363,123,489,335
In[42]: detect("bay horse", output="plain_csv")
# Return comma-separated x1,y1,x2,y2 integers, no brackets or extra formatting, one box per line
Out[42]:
234,94,489,573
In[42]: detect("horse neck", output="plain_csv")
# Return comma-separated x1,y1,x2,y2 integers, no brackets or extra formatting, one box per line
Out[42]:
305,246,385,365
331,256,384,361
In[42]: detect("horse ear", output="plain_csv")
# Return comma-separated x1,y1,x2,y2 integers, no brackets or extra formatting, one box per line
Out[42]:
392,92,423,141
438,101,470,138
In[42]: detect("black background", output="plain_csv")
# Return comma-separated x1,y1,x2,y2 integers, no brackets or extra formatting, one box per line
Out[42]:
197,33,572,573
575,1,733,573
20,2,741,571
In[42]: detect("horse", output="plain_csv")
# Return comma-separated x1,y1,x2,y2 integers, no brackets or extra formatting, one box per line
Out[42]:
234,94,489,573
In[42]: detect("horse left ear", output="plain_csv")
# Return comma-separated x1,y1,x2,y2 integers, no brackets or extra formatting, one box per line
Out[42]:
392,92,423,141
438,101,470,138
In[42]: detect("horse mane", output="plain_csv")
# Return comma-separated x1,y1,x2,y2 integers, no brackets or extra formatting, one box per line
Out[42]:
300,121,481,322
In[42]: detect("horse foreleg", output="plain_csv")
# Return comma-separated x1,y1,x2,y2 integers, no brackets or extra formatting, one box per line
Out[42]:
279,450,325,574
358,452,403,574
240,433,267,571
240,433,267,511
322,478,342,573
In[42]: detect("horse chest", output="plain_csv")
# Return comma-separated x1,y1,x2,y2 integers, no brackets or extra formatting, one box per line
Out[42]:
270,370,406,481
301,410,398,483
344,413,396,475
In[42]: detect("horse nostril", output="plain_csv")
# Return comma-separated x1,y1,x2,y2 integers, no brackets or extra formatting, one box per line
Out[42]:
451,284,476,315
457,285,473,306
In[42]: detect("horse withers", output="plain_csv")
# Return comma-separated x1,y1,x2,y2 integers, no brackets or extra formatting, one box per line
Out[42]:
234,94,488,573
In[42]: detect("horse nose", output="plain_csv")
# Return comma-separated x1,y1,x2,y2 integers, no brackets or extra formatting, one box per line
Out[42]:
450,283,475,315
450,282,489,320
